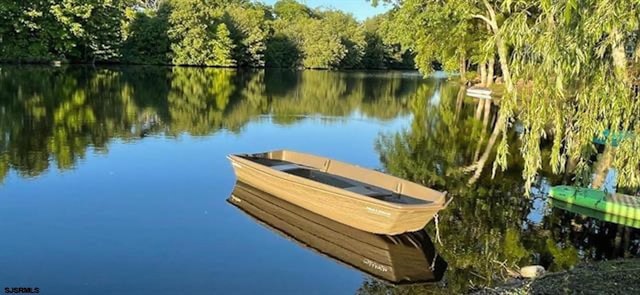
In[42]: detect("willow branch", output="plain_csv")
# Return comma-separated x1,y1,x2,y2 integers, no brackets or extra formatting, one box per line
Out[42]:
482,0,497,22
481,0,500,34
471,14,493,27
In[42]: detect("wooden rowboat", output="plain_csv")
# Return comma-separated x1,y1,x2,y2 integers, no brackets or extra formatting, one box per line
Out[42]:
228,182,447,284
227,150,450,235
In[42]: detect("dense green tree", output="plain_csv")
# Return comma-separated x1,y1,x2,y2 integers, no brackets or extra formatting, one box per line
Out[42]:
362,14,415,69
361,32,387,69
272,0,312,20
264,35,301,68
50,0,125,62
213,23,235,66
378,1,492,79
166,0,235,66
122,5,170,64
0,0,408,69
266,1,380,69
300,18,346,68
0,1,55,62
266,5,308,68
224,2,271,67
320,10,366,68
0,0,126,63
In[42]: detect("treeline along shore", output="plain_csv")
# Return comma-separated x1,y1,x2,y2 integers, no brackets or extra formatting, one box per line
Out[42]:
0,0,415,69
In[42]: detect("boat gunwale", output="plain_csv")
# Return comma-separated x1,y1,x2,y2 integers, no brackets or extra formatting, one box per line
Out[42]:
228,153,447,211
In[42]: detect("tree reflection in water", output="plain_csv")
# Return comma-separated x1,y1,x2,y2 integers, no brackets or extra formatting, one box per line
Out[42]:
0,66,417,182
371,81,640,293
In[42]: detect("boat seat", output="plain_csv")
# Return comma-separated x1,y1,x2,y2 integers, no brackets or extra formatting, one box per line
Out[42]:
344,185,431,205
344,185,391,198
271,164,303,171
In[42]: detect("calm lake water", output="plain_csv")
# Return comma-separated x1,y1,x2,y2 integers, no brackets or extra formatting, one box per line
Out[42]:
0,66,638,294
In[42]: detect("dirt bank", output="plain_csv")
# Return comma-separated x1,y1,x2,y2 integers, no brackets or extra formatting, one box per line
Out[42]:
473,259,640,294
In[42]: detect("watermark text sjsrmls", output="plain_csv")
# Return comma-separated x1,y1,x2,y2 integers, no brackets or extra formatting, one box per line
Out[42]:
4,287,40,294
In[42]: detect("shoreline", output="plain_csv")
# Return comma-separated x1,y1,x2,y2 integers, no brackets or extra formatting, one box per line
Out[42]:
0,61,417,71
473,258,640,294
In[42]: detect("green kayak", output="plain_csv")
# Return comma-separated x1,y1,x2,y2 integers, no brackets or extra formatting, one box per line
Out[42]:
550,199,640,229
549,185,640,220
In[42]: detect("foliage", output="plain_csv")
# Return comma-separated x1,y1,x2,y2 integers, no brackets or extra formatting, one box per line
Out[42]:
499,0,640,191
384,0,482,75
361,15,414,69
267,4,383,69
321,10,366,68
0,0,125,63
373,81,640,293
0,0,409,69
361,32,387,69
378,0,640,193
264,35,301,68
166,0,235,66
122,5,170,64
272,0,312,20
300,18,346,69
0,1,55,62
224,2,271,67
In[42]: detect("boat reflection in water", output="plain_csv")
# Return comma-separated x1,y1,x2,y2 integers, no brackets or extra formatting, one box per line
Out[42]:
227,182,447,285
551,199,640,229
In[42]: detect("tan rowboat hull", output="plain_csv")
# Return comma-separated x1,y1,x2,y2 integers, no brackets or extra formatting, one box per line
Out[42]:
228,150,448,235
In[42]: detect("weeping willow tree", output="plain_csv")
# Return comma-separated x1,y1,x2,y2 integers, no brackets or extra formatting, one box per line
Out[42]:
490,0,640,192
382,0,640,192
460,0,640,192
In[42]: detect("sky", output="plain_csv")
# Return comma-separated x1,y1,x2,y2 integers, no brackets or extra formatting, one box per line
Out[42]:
262,0,393,21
